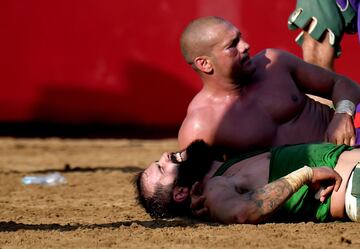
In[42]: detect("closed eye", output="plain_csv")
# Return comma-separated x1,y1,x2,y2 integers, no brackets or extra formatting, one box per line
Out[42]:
228,36,239,48
156,163,164,174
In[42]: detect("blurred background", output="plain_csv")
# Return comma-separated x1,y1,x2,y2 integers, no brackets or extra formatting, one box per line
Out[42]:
1,0,359,138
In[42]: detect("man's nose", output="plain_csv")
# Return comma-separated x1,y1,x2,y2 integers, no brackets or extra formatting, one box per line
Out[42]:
238,41,250,53
160,152,170,164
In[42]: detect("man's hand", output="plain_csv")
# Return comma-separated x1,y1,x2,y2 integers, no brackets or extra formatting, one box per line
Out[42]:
190,182,209,217
325,113,356,145
310,167,342,202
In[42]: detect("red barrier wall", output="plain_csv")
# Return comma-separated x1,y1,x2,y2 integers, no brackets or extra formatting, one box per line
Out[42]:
0,1,359,126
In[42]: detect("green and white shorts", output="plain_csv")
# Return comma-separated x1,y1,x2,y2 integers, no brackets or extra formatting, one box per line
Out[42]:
345,162,360,221
288,0,357,57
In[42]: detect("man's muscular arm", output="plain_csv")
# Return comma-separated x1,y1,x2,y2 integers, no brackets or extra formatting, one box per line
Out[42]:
276,49,360,104
277,49,360,145
178,108,217,149
203,166,342,224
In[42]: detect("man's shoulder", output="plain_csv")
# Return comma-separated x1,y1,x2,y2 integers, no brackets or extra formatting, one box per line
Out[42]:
178,106,218,148
255,48,289,60
185,92,229,122
254,48,297,70
181,107,215,132
187,96,215,114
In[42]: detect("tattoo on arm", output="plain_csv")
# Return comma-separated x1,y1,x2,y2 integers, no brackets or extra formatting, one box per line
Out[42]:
248,179,294,219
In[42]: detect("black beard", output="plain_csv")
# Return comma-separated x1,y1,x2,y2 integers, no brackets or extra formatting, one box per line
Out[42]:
233,71,253,89
173,140,219,188
232,64,256,89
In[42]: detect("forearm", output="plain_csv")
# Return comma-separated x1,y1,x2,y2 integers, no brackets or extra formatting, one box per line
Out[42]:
331,76,360,106
323,77,359,145
244,166,313,223
207,167,314,224
245,178,293,222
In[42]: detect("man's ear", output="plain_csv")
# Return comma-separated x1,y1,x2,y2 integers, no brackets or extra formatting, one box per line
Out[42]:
194,56,213,73
173,186,190,203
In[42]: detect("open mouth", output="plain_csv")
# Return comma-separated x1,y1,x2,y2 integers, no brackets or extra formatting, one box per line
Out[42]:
170,152,182,163
170,151,186,163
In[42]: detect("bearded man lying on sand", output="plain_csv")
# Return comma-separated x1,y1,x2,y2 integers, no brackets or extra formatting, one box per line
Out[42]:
135,140,360,224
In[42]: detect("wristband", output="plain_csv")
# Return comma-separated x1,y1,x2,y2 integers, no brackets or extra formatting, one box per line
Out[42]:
283,166,313,192
335,100,356,117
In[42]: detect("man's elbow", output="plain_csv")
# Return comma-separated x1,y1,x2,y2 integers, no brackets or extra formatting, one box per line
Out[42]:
178,132,193,150
178,122,196,149
178,128,212,150
232,210,263,224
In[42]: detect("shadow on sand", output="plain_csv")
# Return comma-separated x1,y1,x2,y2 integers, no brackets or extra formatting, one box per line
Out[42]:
0,219,220,232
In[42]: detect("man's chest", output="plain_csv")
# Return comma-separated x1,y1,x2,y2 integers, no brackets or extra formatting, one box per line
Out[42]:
216,91,305,149
251,71,306,120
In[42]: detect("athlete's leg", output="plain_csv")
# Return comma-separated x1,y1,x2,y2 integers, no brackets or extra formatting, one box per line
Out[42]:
301,29,336,71
345,163,360,221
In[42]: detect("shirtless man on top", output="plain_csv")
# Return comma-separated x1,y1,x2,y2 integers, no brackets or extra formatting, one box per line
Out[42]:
178,16,360,155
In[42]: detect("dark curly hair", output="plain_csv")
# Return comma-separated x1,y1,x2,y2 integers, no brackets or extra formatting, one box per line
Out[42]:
134,140,220,218
134,171,191,218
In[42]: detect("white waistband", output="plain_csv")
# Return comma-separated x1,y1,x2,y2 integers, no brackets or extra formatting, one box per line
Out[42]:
345,163,360,222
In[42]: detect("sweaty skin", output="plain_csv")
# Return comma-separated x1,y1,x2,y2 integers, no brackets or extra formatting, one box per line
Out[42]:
178,18,360,154
138,141,359,223
179,49,359,153
302,30,336,71
196,148,358,224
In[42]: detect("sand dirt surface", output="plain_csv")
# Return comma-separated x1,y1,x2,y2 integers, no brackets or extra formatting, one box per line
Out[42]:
0,137,359,249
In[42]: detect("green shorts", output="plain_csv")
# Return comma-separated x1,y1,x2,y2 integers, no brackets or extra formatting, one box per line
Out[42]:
288,0,357,57
269,143,353,222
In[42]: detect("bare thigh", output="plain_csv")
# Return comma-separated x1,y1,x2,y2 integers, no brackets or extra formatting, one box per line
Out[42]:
331,149,360,218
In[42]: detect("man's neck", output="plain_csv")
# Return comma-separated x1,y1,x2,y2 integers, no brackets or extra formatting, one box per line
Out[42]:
201,75,250,97
200,160,223,188
204,78,238,92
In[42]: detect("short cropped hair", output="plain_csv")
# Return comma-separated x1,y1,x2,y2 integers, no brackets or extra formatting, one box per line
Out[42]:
134,171,191,218
180,16,227,66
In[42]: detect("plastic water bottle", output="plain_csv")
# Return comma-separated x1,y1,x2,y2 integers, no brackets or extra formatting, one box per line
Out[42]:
22,172,67,186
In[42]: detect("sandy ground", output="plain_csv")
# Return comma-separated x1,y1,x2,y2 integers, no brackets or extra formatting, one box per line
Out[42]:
0,137,359,249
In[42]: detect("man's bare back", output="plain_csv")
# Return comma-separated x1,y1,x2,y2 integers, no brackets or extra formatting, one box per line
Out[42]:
178,17,360,154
